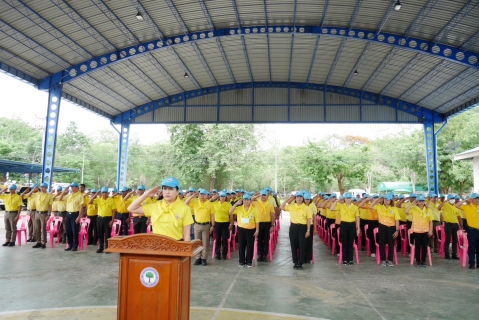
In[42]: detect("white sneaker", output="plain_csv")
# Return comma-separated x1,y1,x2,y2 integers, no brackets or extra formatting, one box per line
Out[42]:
371,253,376,258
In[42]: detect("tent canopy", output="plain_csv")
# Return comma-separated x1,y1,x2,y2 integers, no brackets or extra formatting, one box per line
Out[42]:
377,181,426,193
0,159,79,174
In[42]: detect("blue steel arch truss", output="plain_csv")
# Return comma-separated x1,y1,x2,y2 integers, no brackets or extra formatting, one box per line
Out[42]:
39,25,479,90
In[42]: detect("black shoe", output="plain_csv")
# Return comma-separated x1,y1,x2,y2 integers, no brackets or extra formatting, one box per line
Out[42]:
293,264,298,269
348,261,354,265
222,254,227,260
445,255,451,260
96,249,103,253
32,243,42,248
239,263,245,267
202,259,207,266
71,247,77,251
258,256,264,262
304,260,311,264
2,242,10,247
215,254,221,260
7,242,15,247
194,259,202,265
64,247,72,251
27,238,33,242
416,264,421,267
451,256,460,260
469,265,475,269
41,244,46,249
297,264,303,270
421,262,427,267
343,261,348,265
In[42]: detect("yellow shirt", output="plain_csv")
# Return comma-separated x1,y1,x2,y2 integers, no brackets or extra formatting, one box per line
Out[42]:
267,195,278,208
441,202,461,224
23,192,38,210
402,202,413,222
189,200,213,223
396,206,407,222
308,203,317,218
337,203,359,223
51,195,58,212
252,200,274,223
374,204,399,227
461,204,479,229
143,197,194,240
188,197,199,215
427,201,441,221
53,195,66,212
64,192,84,212
359,206,370,220
212,201,232,223
0,193,23,211
325,205,336,219
84,196,97,216
409,206,433,233
113,195,132,213
35,192,53,212
234,205,259,229
285,203,311,224
93,197,117,217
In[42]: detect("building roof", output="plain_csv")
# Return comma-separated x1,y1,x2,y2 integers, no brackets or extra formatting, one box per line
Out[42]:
454,146,479,160
0,159,79,174
1,0,478,124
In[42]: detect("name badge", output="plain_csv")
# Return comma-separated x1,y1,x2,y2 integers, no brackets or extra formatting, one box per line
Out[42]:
241,218,250,224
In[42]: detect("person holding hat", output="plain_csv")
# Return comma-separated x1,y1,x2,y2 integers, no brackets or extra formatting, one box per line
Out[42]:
59,182,86,251
303,192,317,264
230,194,259,267
438,194,463,260
128,177,194,241
252,190,275,262
455,194,479,268
52,186,67,244
185,188,214,266
370,194,400,267
211,191,232,260
85,188,98,245
331,192,360,265
112,186,133,236
281,192,312,270
405,195,434,267
1,184,23,246
22,184,39,242
88,187,117,253
31,183,53,249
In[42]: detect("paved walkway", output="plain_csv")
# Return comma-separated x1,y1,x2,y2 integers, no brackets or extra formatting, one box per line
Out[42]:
0,211,478,319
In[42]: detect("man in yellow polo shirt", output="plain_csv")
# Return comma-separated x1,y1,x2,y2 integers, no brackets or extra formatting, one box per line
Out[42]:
186,188,214,266
31,183,53,249
52,186,67,244
89,187,117,253
438,194,463,260
59,182,85,251
252,190,275,262
457,193,479,269
84,188,98,245
22,184,38,242
1,184,23,246
211,191,232,260
427,193,441,253
112,186,132,236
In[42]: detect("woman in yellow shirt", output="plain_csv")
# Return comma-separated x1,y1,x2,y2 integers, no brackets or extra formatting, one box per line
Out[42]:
229,194,259,267
371,194,399,267
212,191,233,260
303,192,317,264
405,194,433,267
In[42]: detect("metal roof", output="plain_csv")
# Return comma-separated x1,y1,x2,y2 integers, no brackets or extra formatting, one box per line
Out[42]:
0,159,79,174
1,0,479,124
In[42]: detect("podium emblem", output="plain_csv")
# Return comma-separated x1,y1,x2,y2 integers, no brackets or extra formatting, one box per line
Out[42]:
140,267,160,288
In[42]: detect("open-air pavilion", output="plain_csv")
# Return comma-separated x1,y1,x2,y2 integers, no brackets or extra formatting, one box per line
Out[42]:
1,1,479,319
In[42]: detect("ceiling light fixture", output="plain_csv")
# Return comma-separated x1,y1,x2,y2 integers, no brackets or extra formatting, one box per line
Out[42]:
394,1,401,11
184,72,189,78
136,11,144,21
353,70,359,76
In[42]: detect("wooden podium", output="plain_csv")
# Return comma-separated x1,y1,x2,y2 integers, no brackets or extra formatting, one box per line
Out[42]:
105,234,203,320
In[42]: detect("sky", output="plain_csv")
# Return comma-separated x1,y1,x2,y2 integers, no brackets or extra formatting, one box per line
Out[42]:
0,72,421,146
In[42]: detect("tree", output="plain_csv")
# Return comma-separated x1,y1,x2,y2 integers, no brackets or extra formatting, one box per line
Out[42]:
145,271,154,283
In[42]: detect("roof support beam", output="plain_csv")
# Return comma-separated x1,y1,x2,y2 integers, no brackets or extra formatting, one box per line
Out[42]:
216,39,235,84
39,25,479,90
288,34,295,83
164,0,189,34
403,0,440,39
191,42,218,86
306,35,321,84
326,39,346,86
362,48,398,91
145,53,184,92
320,0,329,29
231,0,242,28
434,82,479,113
376,0,397,34
79,75,135,109
349,0,364,30
0,47,48,78
122,60,167,97
461,30,479,51
128,0,165,39
433,0,479,43
241,36,253,83
62,85,116,118
101,67,151,103
444,94,479,118
380,54,425,96
167,47,201,89
0,60,39,86
343,42,371,87
198,0,215,29
113,82,443,124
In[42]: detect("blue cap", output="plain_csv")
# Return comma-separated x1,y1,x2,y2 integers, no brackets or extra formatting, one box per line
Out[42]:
447,194,455,200
56,186,63,191
409,193,417,198
439,194,445,198
243,194,252,200
100,187,109,193
71,182,79,187
295,192,304,197
417,194,426,201
32,183,39,188
212,189,218,193
179,190,183,195
471,193,479,199
343,192,353,199
120,186,128,192
260,190,268,196
91,188,98,193
455,195,461,200
330,193,337,198
188,187,196,192
8,184,17,190
111,188,117,192
161,177,180,189
339,196,344,200
40,183,48,188
303,192,312,200
372,194,379,198
273,192,277,196
199,189,208,195
230,191,236,194
428,193,437,198
384,194,393,200
137,185,146,191
218,191,227,197
399,194,405,199
324,195,330,200
363,193,369,198
352,198,358,202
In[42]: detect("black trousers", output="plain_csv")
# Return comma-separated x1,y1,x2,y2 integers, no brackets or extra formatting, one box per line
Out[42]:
305,224,314,262
397,221,407,251
367,220,379,253
341,222,356,262
116,213,130,235
360,219,368,248
326,218,336,247
378,223,395,262
238,227,255,265
258,222,271,257
65,212,79,249
444,222,459,256
134,216,148,234
413,232,429,264
289,223,307,266
87,215,97,244
214,222,230,256
97,216,112,249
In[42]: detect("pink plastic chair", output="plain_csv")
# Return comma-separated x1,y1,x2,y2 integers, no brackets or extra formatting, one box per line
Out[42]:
47,216,63,248
78,218,90,250
436,225,445,258
230,222,237,251
253,238,258,260
373,227,398,265
364,224,370,256
146,220,152,234
458,231,468,267
399,224,408,257
329,223,336,254
337,227,360,264
128,217,135,235
322,218,328,243
110,219,122,237
16,215,30,246
212,231,232,259
408,229,432,266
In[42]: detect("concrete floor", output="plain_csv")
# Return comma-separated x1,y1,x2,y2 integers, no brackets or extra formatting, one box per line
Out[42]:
1,211,478,320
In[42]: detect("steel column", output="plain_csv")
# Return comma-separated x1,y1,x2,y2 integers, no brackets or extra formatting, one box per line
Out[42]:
423,119,439,193
116,122,130,189
41,84,62,189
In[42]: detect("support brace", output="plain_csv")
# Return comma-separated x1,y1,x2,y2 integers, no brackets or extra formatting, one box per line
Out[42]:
116,122,130,188
423,119,440,193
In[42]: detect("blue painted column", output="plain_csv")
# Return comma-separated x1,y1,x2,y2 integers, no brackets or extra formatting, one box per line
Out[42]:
41,85,62,189
423,119,439,193
116,122,130,188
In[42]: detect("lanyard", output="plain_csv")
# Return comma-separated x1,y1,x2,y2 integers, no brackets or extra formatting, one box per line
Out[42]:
37,193,50,206
257,200,269,214
241,205,253,218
